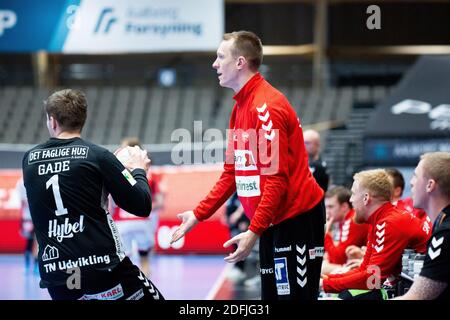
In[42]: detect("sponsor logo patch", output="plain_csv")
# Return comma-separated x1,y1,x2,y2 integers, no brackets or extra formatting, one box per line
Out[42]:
260,268,274,275
48,215,86,243
274,257,290,295
315,247,324,257
275,245,292,253
235,176,260,197
43,254,111,273
126,289,144,300
122,169,137,186
234,150,257,171
28,146,89,164
79,284,124,300
42,245,59,262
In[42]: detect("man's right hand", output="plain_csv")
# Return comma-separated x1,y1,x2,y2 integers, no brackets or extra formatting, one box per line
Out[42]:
170,210,199,244
345,245,365,260
117,146,151,172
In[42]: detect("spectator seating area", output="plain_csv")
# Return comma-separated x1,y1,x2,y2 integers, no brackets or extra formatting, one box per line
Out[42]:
0,85,390,146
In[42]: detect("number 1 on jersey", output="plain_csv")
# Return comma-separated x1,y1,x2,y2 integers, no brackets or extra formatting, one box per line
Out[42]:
46,174,68,216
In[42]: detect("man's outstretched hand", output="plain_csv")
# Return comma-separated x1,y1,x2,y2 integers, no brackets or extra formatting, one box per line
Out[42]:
170,210,199,244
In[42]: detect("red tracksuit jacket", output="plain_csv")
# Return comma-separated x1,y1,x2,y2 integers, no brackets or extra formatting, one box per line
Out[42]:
193,73,324,235
323,202,430,293
397,197,428,221
325,209,369,265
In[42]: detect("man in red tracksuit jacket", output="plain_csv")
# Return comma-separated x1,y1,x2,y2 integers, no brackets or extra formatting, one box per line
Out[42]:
171,31,325,300
324,186,368,266
386,168,429,221
322,169,430,299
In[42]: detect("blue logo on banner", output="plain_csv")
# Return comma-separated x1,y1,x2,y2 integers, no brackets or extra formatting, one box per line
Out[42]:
94,8,117,34
274,257,290,295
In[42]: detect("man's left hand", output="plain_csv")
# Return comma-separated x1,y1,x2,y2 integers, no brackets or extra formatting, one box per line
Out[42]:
223,230,259,263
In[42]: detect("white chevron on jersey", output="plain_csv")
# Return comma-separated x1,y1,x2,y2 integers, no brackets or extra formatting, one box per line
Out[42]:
374,245,384,253
376,229,385,238
297,255,306,266
297,266,307,277
432,236,444,248
376,222,386,230
428,236,444,260
297,277,307,287
262,120,273,132
258,111,270,122
296,244,306,255
256,103,267,113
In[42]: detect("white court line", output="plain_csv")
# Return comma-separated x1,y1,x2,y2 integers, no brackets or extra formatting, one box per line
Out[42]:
205,263,232,300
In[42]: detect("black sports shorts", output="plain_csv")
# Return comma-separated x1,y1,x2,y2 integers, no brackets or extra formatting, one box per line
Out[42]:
47,257,164,300
259,199,325,300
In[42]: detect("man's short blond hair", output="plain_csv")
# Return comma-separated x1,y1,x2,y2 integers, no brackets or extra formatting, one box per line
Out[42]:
420,152,450,197
223,31,263,72
353,169,393,202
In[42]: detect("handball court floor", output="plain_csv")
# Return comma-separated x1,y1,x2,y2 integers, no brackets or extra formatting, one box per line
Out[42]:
0,254,260,300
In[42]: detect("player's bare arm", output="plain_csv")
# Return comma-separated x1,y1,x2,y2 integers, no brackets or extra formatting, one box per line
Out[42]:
393,276,447,300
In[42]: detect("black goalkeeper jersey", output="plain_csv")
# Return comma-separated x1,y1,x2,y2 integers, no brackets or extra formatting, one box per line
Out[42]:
22,137,152,288
420,205,450,300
